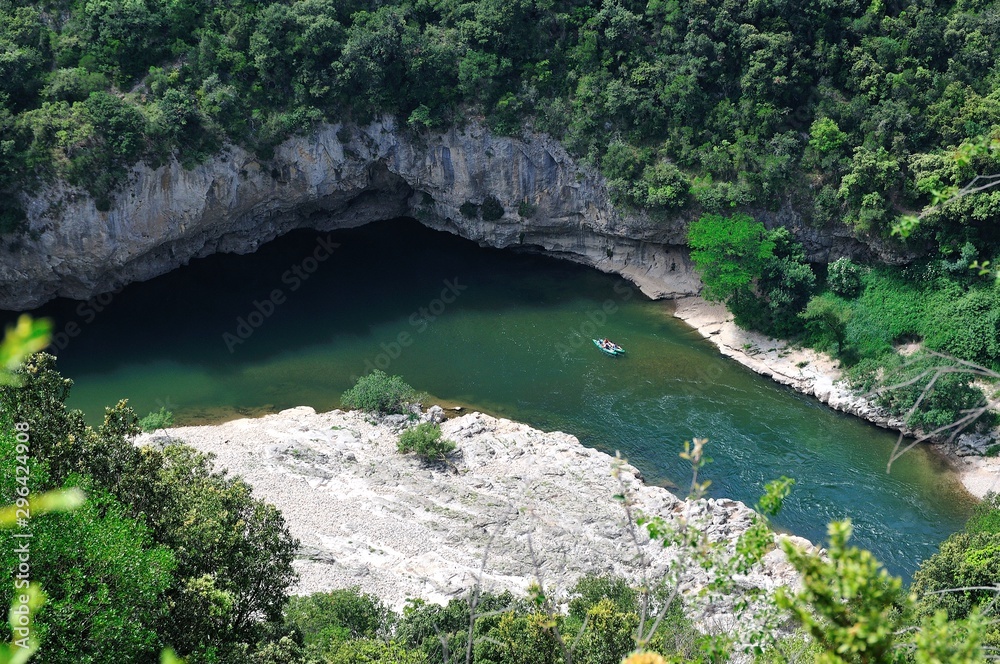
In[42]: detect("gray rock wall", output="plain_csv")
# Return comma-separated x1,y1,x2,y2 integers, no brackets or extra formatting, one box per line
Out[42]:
1,117,883,310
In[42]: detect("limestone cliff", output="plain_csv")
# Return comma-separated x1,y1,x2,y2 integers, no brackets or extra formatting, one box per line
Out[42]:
2,117,882,311
141,406,812,636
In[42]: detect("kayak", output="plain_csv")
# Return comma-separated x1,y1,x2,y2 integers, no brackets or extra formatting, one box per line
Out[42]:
593,339,625,356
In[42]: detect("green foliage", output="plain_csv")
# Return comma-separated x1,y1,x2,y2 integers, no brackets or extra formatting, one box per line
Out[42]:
689,215,815,337
800,294,852,354
687,214,775,303
567,575,637,620
481,195,505,221
912,494,1000,646
341,370,418,416
285,588,393,654
0,317,51,384
808,118,847,155
324,639,426,664
0,479,176,664
0,355,299,662
777,519,986,663
826,258,865,299
397,422,456,462
139,407,175,433
921,286,1000,368
868,354,989,432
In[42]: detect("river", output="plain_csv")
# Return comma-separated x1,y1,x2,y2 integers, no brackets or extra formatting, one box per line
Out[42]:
10,218,973,578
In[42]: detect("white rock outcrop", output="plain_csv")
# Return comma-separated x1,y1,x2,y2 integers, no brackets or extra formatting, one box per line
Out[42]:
141,407,809,632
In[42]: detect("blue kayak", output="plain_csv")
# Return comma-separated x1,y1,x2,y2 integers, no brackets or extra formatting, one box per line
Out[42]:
593,339,625,356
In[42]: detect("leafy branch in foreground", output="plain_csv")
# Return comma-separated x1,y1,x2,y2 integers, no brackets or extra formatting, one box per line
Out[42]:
860,349,997,472
0,317,51,386
777,520,987,663
893,129,1000,240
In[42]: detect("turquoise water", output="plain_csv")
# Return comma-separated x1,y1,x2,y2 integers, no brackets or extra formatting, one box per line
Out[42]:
11,219,973,578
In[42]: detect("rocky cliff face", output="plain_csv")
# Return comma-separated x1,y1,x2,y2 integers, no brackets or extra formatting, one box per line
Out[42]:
2,117,884,311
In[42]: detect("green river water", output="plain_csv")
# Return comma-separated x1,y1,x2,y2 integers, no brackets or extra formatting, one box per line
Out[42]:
11,218,974,578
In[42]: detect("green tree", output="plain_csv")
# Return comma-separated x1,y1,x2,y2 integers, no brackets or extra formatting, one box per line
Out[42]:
800,294,852,354
689,216,814,336
0,431,175,664
286,588,393,653
1,354,299,661
687,214,775,302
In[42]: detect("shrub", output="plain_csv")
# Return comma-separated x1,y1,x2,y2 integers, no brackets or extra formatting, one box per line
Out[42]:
397,422,456,462
459,201,479,219
341,370,418,416
481,195,505,221
871,355,989,432
285,588,393,653
827,257,864,298
800,294,851,354
912,495,1000,646
517,199,535,218
922,287,1000,368
139,407,174,432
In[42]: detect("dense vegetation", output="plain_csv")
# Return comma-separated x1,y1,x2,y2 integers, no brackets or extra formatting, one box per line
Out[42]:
0,354,299,663
912,493,1000,650
0,0,997,248
689,212,1000,433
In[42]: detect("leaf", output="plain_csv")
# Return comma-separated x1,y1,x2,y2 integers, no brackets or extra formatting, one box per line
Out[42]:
0,316,51,385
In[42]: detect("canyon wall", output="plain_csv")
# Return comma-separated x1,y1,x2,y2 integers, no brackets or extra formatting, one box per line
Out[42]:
2,117,883,310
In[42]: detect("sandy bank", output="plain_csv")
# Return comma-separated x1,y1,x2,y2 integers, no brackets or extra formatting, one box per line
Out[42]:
672,296,1000,499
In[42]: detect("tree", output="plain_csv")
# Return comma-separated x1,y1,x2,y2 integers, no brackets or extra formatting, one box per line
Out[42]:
1,354,299,661
0,429,175,664
689,215,815,336
800,294,851,354
285,588,393,653
687,214,776,302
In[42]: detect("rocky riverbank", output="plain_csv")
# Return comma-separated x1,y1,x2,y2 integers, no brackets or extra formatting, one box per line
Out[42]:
672,296,1000,499
140,406,810,635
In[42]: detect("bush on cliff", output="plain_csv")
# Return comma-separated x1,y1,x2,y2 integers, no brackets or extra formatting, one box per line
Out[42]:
397,422,456,462
911,493,1000,648
341,370,419,416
